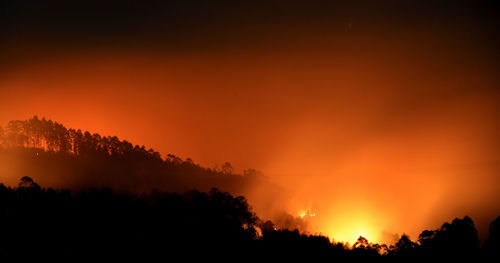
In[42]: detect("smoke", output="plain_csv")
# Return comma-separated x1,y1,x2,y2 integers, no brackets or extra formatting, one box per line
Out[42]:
1,0,499,244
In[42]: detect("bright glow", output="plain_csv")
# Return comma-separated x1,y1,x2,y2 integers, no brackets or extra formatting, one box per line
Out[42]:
296,205,381,244
327,220,379,244
300,203,384,244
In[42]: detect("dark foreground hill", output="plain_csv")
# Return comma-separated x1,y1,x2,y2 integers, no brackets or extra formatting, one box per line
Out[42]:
0,177,499,260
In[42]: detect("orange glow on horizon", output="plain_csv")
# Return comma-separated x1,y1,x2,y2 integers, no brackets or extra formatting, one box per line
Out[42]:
296,211,380,244
323,209,383,244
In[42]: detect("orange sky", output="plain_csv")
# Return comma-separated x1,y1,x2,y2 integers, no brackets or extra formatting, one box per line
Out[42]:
1,0,499,244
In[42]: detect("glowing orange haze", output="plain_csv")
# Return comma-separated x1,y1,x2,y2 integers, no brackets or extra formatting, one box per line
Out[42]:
1,38,499,244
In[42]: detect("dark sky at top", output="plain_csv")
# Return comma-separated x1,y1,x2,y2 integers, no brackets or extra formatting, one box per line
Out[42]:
1,1,499,54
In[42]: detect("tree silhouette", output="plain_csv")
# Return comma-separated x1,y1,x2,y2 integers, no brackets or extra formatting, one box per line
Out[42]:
391,234,417,256
0,177,263,259
221,162,234,175
352,236,381,256
0,116,280,196
0,116,498,259
18,176,40,189
353,236,370,249
0,177,496,259
418,216,479,257
485,216,500,258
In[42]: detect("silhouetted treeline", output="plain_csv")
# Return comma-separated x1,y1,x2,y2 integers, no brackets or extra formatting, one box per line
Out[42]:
0,177,498,259
1,117,499,259
0,177,258,259
0,116,288,223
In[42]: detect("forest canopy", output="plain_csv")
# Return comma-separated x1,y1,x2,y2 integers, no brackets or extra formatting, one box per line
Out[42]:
0,116,279,194
0,117,498,259
0,177,498,259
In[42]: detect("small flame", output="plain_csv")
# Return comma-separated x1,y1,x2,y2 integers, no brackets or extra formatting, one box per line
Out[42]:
298,210,316,219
